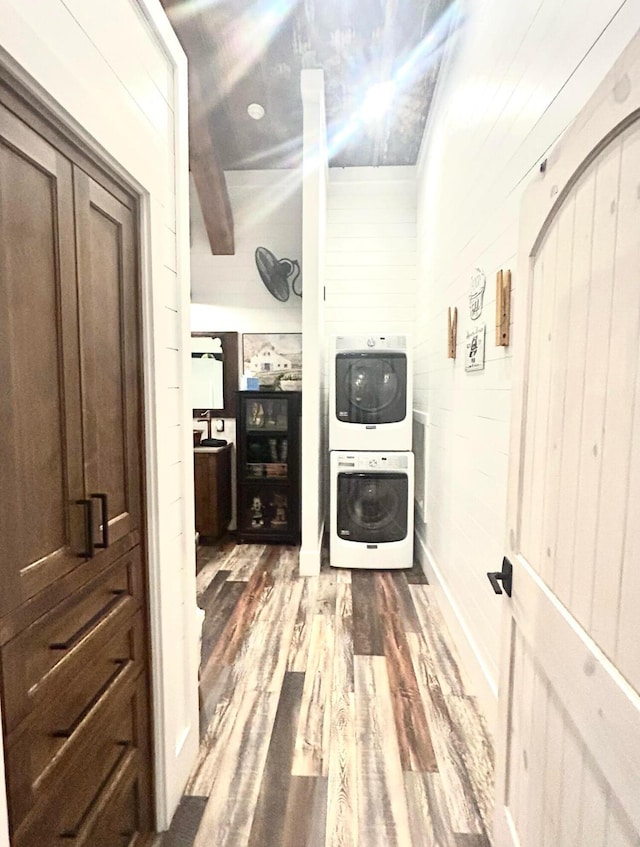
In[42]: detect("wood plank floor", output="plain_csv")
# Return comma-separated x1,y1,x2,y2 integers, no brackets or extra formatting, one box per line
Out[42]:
159,540,495,847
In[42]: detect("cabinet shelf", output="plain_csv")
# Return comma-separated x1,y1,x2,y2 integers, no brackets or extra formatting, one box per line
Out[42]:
246,463,289,479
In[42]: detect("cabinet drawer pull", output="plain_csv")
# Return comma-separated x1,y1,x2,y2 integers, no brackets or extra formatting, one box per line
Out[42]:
90,492,109,548
50,660,132,738
76,499,95,558
58,746,135,840
49,595,122,650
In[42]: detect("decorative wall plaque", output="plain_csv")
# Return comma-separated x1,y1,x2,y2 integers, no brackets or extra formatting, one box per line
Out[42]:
465,323,486,372
469,268,486,320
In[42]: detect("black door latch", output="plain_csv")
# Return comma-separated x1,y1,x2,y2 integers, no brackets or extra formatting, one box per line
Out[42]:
487,557,513,597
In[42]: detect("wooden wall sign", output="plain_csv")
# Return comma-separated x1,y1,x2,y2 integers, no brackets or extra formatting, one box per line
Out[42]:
447,306,458,359
495,269,511,346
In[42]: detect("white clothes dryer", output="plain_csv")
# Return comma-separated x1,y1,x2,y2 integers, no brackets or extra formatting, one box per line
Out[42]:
329,335,413,451
329,450,414,570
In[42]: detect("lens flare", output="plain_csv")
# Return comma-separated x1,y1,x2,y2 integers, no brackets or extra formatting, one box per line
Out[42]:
360,81,397,123
325,1,462,162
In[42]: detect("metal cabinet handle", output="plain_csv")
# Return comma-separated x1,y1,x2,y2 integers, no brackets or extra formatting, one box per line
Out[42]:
75,499,94,558
51,661,131,739
487,557,513,597
90,492,109,548
49,595,123,650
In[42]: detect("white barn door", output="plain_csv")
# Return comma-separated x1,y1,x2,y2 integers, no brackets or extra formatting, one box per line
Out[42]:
493,32,640,847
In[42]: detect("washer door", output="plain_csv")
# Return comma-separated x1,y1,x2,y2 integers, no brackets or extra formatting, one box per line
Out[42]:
337,472,408,543
335,352,407,424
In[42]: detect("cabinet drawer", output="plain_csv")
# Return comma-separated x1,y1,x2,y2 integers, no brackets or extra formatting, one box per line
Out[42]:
0,546,144,733
4,609,146,833
10,673,151,846
73,743,152,847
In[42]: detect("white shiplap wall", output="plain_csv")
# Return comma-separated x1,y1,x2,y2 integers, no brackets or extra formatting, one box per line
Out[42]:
0,0,196,834
324,166,417,338
414,0,640,730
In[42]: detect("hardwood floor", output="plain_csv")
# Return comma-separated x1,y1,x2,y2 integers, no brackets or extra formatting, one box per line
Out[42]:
160,540,494,847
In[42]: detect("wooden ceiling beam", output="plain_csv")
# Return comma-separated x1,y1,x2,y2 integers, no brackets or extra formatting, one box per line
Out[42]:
162,0,234,254
189,73,234,255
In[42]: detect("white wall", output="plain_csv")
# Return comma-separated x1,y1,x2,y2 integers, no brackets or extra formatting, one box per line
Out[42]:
324,166,417,338
414,0,640,731
190,169,302,335
0,0,197,834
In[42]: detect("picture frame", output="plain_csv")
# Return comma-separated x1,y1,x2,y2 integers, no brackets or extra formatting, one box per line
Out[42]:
242,333,302,391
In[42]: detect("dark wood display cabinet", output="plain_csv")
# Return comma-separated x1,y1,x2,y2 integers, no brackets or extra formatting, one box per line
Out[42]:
236,391,301,544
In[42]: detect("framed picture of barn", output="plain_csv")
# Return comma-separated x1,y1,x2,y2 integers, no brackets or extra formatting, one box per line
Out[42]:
242,333,303,391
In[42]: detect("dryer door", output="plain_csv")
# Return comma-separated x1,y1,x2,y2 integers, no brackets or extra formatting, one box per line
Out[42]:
337,472,408,543
335,352,407,424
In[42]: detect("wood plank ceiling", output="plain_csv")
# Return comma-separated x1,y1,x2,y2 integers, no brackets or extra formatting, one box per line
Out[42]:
162,0,456,253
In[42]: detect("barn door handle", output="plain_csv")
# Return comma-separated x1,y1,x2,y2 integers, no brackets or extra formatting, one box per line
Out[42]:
487,557,513,597
76,499,95,558
90,492,109,548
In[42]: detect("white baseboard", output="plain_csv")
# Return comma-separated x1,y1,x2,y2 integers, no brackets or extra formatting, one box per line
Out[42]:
415,531,498,735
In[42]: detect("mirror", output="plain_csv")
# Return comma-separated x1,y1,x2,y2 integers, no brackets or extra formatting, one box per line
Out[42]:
191,331,238,418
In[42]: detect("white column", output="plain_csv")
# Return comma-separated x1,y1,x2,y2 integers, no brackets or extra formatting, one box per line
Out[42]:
299,69,328,576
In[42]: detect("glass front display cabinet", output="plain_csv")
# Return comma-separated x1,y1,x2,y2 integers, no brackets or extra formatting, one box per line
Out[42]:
236,391,301,543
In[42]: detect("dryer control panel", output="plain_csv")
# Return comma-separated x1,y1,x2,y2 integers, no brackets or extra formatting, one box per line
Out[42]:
335,452,410,471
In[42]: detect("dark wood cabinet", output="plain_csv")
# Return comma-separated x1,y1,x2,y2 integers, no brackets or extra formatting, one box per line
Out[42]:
0,92,153,846
236,391,301,544
194,445,232,540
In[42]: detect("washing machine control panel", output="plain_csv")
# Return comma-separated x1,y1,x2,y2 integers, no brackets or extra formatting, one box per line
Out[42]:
336,453,409,471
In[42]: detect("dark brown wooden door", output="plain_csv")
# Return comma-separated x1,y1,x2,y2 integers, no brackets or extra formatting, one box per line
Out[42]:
73,169,141,552
0,93,153,846
0,104,86,616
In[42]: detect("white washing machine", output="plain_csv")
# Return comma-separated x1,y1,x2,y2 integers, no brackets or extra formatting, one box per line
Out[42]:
329,334,413,451
330,451,414,570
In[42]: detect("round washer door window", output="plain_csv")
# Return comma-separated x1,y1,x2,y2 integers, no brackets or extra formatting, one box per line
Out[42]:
346,359,400,413
337,472,408,543
348,479,400,531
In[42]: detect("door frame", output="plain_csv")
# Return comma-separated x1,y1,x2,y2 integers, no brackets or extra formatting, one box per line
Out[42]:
0,1,195,834
494,31,640,846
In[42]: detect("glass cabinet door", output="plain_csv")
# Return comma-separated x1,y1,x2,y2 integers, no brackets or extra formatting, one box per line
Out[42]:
239,483,290,534
237,390,300,543
242,396,290,479
244,397,288,431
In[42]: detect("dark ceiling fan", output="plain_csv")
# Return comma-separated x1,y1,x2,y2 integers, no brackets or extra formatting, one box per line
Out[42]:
255,246,301,302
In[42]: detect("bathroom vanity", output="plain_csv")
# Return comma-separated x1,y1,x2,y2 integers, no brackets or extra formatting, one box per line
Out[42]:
194,444,233,541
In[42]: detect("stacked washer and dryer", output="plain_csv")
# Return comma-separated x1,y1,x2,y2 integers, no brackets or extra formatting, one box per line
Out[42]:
329,335,414,569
